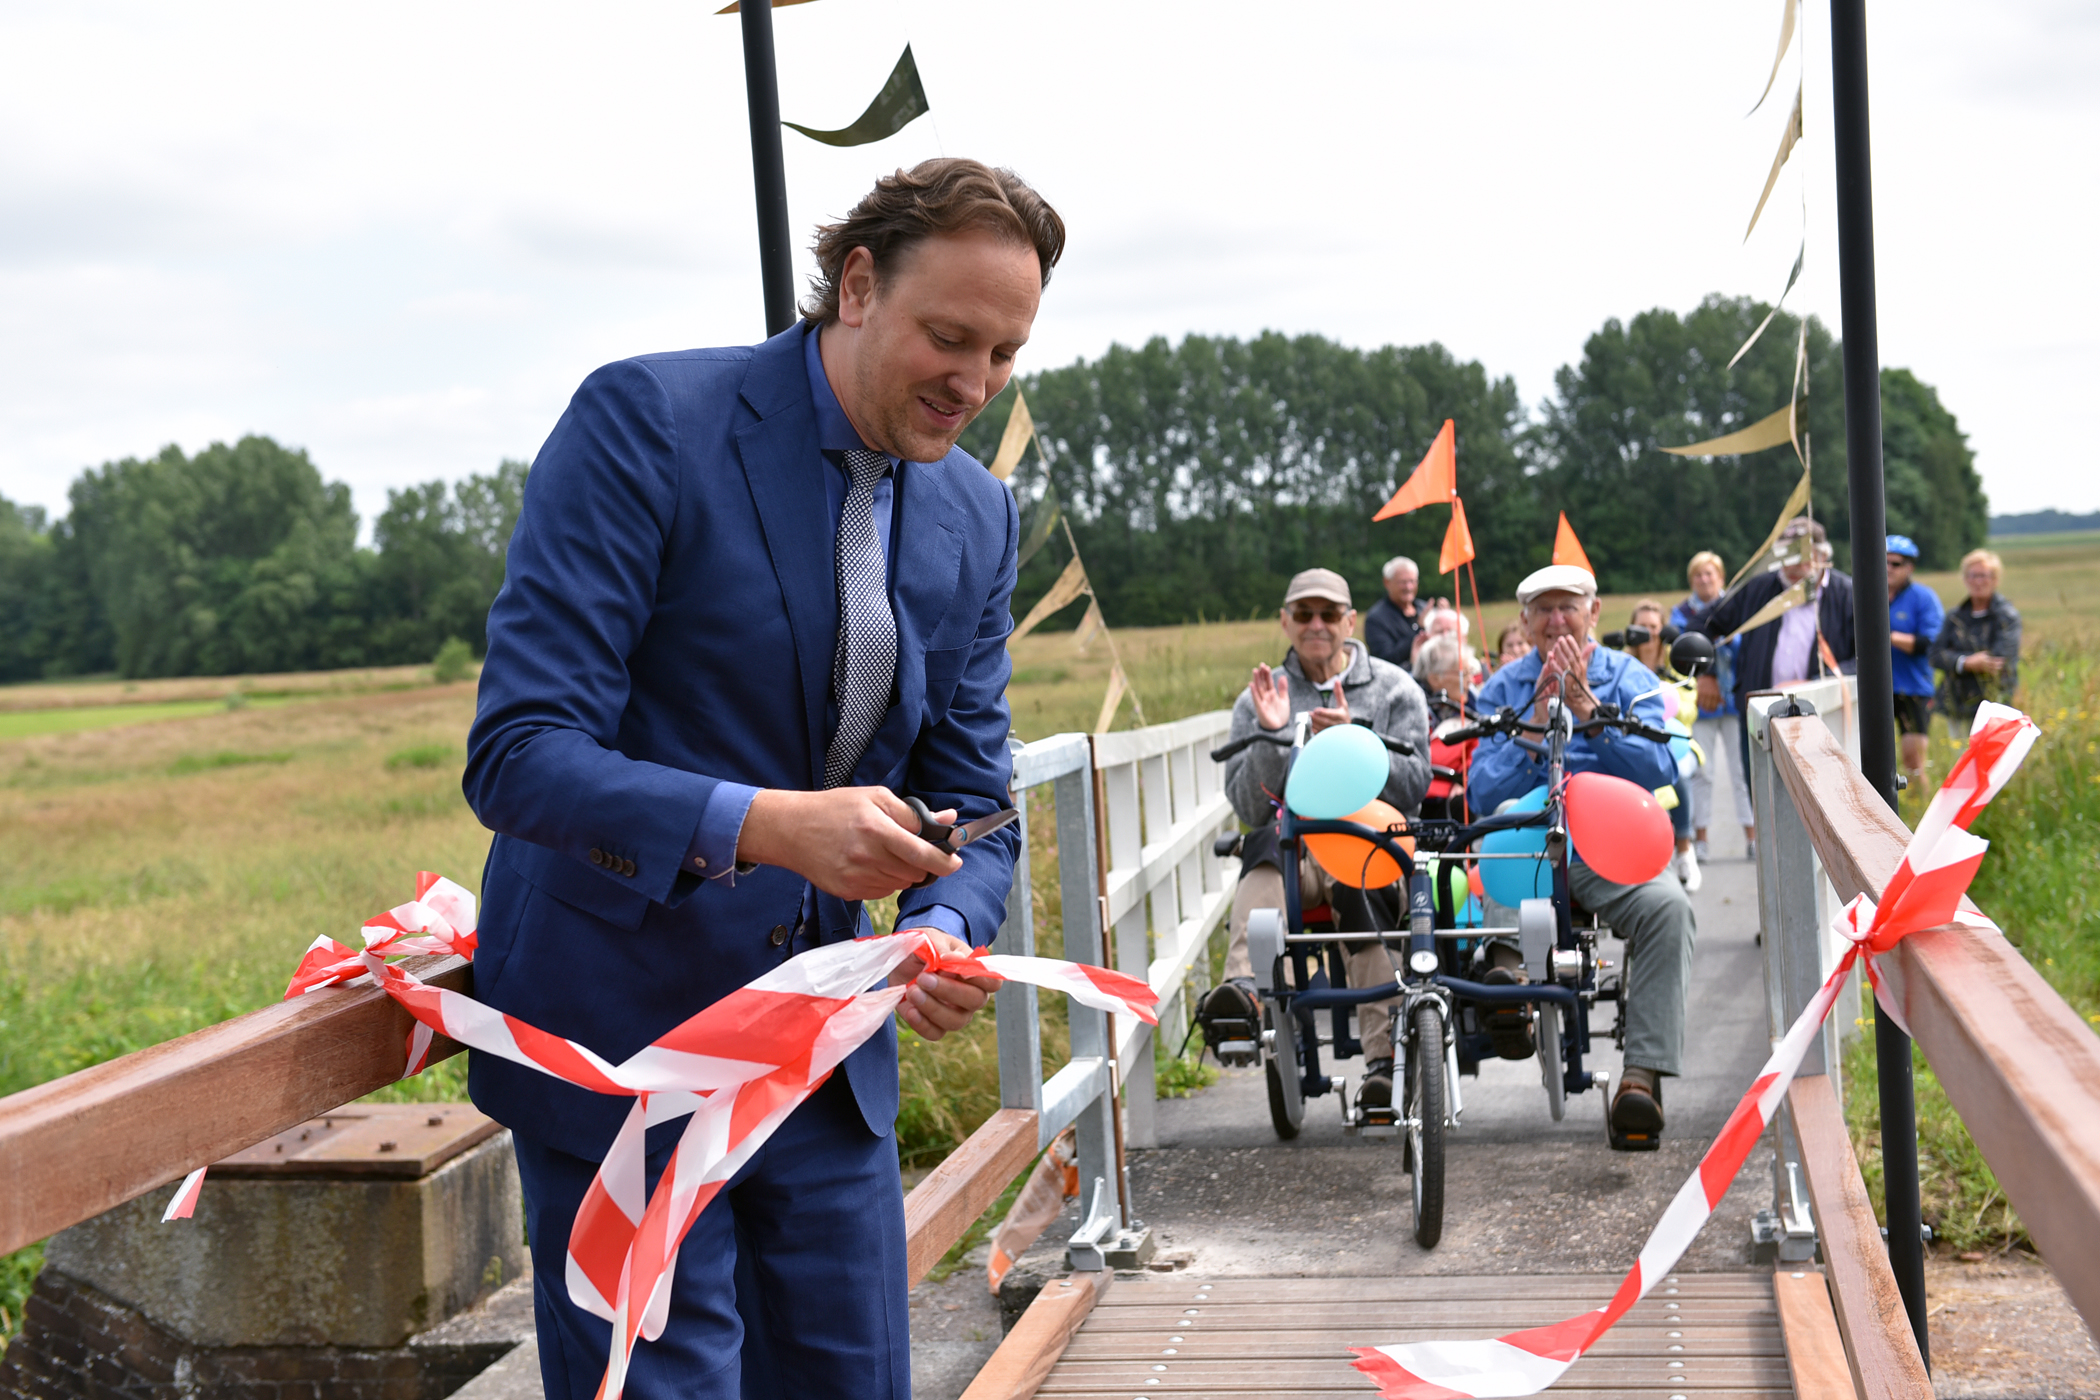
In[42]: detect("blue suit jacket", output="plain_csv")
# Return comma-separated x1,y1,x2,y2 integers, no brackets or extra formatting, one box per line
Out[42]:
462,325,1021,1161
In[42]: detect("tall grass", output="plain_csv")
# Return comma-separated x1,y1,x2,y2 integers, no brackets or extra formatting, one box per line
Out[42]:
1848,621,2100,1254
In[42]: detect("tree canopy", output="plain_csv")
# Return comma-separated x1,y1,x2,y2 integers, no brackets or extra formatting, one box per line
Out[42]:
967,296,1987,628
0,439,527,682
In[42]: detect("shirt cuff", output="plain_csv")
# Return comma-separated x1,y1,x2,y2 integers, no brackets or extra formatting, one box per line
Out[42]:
899,904,969,944
688,782,761,881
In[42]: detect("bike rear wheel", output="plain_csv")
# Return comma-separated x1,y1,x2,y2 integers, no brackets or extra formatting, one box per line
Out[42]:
1407,1001,1446,1248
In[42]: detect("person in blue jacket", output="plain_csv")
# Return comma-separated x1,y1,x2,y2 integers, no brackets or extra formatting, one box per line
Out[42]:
462,160,1058,1400
1469,564,1696,1149
1884,534,1945,789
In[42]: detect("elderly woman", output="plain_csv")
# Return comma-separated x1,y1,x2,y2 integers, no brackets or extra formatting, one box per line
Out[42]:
1932,548,2022,735
1624,600,1701,894
1670,551,1753,864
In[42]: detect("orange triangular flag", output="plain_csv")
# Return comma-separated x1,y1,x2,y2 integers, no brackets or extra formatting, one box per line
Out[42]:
1440,496,1476,575
1552,511,1594,574
1374,419,1456,520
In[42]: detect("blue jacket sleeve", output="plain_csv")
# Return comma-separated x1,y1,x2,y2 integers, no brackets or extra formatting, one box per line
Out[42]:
464,360,724,908
893,483,1022,948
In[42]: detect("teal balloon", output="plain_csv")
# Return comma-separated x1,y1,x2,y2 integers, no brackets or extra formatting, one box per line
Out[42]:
1478,785,1550,908
1284,722,1389,819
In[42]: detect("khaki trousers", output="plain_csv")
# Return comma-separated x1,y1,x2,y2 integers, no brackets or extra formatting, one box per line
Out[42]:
1224,855,1403,1062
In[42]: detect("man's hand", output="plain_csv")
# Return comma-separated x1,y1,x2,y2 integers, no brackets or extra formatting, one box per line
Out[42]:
1308,678,1351,734
888,930,997,1041
1695,675,1723,713
1966,652,2006,677
1249,663,1291,730
736,787,961,902
1534,636,1599,722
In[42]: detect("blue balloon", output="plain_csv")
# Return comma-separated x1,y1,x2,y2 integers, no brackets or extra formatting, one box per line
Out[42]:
1284,722,1389,819
1477,785,1551,908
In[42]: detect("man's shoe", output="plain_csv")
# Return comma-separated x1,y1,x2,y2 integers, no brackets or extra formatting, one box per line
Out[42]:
1481,966,1536,1060
1196,978,1260,1064
1358,1057,1394,1111
1609,1066,1665,1151
1694,838,1711,864
1677,846,1703,893
1744,836,1758,863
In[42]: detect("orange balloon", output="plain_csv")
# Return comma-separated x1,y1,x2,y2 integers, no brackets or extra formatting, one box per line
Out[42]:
1304,800,1414,889
1564,772,1674,886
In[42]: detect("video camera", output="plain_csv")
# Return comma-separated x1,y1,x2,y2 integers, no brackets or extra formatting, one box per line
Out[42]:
1600,622,1678,651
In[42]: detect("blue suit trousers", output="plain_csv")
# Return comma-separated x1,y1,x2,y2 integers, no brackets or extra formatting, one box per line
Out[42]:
515,1072,911,1400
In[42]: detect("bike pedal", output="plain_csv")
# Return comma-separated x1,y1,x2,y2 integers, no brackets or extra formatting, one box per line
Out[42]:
1608,1127,1662,1153
1215,1040,1257,1067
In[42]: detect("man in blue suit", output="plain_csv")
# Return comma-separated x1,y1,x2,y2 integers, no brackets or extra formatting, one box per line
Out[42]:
462,159,1065,1400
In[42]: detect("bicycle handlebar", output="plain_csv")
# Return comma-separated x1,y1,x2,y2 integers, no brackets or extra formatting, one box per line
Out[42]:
1209,719,1416,764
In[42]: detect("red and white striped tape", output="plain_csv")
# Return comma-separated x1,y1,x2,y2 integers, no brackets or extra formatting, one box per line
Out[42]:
1350,703,2039,1398
166,871,1156,1400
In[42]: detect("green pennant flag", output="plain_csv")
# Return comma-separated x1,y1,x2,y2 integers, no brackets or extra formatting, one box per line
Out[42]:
784,46,929,148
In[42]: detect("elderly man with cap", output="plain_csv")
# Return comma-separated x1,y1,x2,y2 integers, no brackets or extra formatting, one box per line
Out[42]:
1199,567,1432,1111
1468,563,1694,1150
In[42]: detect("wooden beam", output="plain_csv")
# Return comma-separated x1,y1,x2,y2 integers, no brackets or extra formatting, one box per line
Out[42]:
1774,1267,1865,1400
1770,717,2100,1336
1787,1076,1930,1400
903,1107,1039,1287
0,956,468,1256
959,1270,1109,1400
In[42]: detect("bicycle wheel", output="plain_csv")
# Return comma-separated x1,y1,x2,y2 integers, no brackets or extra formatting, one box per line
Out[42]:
1264,1005,1304,1140
1407,1001,1446,1248
1536,1001,1566,1122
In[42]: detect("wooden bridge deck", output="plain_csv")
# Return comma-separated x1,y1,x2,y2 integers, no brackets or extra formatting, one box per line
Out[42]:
1040,1272,1792,1398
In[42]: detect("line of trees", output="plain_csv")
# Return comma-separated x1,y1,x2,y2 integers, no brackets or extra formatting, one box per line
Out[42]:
960,293,1986,628
0,438,526,682
0,292,1985,682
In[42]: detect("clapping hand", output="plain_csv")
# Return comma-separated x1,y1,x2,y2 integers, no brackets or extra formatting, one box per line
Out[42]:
1249,663,1292,730
1534,636,1599,722
1308,677,1350,734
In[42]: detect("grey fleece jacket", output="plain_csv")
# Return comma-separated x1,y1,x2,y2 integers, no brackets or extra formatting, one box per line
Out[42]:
1223,640,1433,828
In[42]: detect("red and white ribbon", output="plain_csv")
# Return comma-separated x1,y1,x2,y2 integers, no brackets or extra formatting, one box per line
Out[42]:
168,870,1156,1400
1350,703,2039,1398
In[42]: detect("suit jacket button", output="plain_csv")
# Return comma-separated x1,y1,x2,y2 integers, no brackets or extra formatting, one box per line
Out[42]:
589,848,605,866
769,924,790,947
621,858,637,877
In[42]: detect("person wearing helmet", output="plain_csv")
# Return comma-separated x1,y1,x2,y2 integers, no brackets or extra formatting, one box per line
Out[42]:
1884,535,1944,790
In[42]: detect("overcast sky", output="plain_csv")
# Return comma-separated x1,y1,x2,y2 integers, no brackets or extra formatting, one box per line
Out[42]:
3,0,2094,531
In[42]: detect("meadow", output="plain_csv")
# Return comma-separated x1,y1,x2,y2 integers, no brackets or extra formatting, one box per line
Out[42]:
2,535,2095,1329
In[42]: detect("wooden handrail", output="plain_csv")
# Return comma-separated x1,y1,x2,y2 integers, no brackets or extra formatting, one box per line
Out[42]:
1,957,1044,1283
1786,1076,1929,1399
1768,716,2100,1337
0,955,471,1256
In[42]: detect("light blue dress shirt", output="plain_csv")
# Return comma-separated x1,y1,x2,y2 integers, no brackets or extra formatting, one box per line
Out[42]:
680,323,968,943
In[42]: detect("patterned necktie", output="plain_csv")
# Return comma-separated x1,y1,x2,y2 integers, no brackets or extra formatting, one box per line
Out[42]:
823,449,898,788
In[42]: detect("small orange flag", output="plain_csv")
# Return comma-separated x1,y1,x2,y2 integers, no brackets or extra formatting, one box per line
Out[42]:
1374,419,1456,520
1552,511,1594,574
1440,496,1476,575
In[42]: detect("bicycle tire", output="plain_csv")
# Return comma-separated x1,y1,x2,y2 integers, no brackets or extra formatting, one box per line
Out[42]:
1264,1006,1304,1140
1536,1002,1566,1122
1408,1001,1446,1248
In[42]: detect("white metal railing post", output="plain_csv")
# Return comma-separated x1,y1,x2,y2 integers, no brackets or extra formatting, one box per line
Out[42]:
1747,681,1857,1263
993,737,1040,1114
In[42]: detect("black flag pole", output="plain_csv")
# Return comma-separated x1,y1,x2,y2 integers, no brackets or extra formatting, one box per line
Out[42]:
738,0,796,336
1828,0,1929,1369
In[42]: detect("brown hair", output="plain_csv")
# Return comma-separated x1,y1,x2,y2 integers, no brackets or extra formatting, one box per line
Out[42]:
801,159,1066,324
1630,598,1667,628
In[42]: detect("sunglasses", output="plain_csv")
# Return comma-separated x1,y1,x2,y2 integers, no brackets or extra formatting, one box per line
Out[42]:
1886,557,1912,569
1290,605,1347,625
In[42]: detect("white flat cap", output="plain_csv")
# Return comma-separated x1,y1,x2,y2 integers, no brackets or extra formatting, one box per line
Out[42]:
1515,563,1599,605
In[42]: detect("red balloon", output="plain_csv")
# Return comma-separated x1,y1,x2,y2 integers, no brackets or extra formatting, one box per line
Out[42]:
1564,772,1675,886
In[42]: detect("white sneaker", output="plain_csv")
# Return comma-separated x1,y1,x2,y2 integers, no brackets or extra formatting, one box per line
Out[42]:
1676,847,1703,892
1694,838,1710,864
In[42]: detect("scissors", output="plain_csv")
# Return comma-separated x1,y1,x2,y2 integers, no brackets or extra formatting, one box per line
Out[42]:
902,796,1021,888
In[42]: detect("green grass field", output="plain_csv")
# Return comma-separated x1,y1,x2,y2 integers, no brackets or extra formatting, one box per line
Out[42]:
2,531,2094,1332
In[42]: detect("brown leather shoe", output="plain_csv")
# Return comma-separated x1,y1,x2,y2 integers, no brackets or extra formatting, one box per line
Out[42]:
1610,1066,1664,1151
